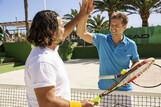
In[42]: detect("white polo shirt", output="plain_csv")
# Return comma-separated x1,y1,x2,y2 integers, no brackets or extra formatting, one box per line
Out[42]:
24,47,71,107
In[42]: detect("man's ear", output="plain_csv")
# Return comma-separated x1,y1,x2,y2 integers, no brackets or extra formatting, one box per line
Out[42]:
52,31,58,42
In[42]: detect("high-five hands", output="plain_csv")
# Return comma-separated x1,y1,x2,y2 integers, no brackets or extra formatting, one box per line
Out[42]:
79,0,94,17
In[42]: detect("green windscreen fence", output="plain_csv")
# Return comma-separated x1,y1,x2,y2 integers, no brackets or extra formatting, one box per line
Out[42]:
125,26,161,44
100,26,161,44
99,26,161,57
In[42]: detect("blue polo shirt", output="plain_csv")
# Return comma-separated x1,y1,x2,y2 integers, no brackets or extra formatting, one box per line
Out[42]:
92,33,139,91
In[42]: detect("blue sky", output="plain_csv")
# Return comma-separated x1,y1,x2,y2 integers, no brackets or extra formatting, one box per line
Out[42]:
0,0,161,28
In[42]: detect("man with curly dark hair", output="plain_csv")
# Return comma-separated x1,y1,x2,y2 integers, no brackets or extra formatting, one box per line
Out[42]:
24,0,94,107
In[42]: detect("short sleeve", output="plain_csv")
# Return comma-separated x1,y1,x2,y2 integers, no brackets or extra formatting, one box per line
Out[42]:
92,33,107,48
28,62,57,88
131,43,139,62
92,33,98,46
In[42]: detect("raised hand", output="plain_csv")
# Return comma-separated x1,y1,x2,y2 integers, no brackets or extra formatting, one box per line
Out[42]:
79,0,94,17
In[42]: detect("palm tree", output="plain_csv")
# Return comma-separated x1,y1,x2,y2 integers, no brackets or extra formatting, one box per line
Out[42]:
94,0,130,27
87,14,108,33
63,9,78,20
126,0,161,27
63,9,79,41
24,0,29,36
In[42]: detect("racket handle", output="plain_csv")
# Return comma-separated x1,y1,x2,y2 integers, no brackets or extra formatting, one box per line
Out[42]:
90,95,101,105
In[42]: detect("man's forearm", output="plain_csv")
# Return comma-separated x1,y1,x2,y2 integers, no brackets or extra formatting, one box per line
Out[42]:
63,14,84,38
48,96,70,107
63,0,93,43
76,15,92,43
37,95,70,107
76,15,88,37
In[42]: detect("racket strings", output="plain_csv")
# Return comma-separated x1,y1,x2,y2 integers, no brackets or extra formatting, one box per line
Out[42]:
132,63,161,88
154,63,161,68
132,81,161,88
98,58,158,99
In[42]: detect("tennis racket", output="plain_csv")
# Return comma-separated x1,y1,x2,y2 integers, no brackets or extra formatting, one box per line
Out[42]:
91,57,156,104
132,62,161,88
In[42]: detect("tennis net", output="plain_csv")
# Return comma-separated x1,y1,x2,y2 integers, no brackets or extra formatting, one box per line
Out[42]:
0,84,161,107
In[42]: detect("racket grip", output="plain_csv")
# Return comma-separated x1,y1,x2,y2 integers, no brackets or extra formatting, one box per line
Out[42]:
90,95,101,105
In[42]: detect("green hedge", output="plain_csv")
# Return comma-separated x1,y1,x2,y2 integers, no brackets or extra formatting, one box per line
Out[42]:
100,26,161,44
2,42,161,63
4,42,32,63
137,44,161,58
72,46,98,59
125,26,161,44
0,47,2,52
0,45,4,52
58,41,77,61
72,44,161,59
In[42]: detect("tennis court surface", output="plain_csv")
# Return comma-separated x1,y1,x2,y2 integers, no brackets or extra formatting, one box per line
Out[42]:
0,59,161,107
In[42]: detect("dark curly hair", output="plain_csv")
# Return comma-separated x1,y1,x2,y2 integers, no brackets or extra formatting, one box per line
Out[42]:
27,10,59,47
